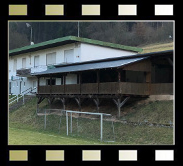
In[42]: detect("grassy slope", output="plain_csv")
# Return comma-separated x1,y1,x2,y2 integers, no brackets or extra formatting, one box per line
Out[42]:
140,42,173,53
9,97,173,145
120,100,173,124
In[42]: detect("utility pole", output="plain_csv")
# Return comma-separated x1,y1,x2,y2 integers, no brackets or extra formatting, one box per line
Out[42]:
26,23,33,45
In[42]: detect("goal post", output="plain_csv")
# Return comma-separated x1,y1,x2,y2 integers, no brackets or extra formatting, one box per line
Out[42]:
37,109,115,142
65,110,115,142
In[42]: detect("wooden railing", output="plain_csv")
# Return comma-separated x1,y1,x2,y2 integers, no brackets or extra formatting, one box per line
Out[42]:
151,83,173,95
99,82,119,94
81,83,98,94
38,82,173,95
120,82,150,95
39,86,50,94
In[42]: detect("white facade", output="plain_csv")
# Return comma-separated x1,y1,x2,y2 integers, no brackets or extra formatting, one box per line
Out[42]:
80,43,136,62
9,41,138,95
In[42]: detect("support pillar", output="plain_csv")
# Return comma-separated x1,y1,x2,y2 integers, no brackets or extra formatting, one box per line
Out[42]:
113,96,130,118
93,98,100,112
75,98,84,116
97,70,100,94
75,97,83,111
47,97,54,108
118,70,121,82
166,58,173,66
145,71,151,95
60,98,66,110
63,75,66,93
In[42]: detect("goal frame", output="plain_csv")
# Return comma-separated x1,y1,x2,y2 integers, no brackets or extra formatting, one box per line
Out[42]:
65,110,112,141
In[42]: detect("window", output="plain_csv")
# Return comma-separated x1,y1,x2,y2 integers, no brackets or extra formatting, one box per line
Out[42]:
64,49,74,63
34,55,39,67
13,59,17,72
22,58,26,68
33,81,37,88
46,79,56,85
24,82,26,87
46,52,56,65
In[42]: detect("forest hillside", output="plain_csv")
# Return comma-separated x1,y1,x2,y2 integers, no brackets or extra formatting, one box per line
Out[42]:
9,22,173,50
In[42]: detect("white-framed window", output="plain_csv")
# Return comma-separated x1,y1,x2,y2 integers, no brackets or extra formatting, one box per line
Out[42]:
22,58,26,68
64,49,74,63
46,52,56,65
13,59,17,72
33,81,37,88
34,55,39,67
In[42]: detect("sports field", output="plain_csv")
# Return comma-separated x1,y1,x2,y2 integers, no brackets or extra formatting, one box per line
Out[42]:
9,97,173,145
9,127,105,145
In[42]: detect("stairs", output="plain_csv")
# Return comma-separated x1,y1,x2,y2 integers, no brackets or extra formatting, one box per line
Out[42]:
9,94,35,112
9,87,37,111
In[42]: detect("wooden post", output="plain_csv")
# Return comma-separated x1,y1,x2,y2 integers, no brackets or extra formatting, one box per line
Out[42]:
145,72,151,83
113,97,130,118
118,70,121,94
75,98,83,116
60,98,66,110
118,70,121,82
97,70,100,94
121,70,126,82
145,72,151,95
63,75,66,94
61,75,64,85
93,98,100,112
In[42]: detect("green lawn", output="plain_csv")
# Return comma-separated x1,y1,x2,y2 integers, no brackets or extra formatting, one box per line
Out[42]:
9,97,174,145
9,127,105,145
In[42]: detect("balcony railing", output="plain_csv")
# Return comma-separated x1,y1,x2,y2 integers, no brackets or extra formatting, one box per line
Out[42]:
16,65,48,77
38,82,173,96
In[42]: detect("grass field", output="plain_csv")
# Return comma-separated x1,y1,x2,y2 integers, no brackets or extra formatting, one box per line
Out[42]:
9,127,105,145
9,97,173,145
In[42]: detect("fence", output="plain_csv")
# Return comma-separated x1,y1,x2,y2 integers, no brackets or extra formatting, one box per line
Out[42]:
37,109,115,142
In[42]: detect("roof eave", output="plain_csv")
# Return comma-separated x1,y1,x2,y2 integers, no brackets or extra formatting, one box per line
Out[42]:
9,36,142,56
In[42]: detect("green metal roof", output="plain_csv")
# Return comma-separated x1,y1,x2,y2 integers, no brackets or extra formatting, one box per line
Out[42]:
9,36,143,56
